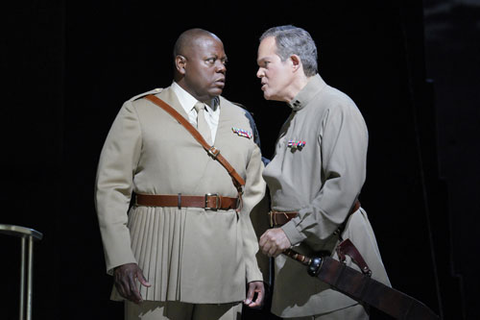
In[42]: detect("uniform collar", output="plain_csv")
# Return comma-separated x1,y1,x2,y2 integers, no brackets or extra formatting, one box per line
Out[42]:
287,74,327,111
171,81,219,114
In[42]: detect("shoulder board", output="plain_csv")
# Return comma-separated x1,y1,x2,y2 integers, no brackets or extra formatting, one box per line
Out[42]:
232,101,246,108
232,101,247,110
129,88,164,102
231,101,255,117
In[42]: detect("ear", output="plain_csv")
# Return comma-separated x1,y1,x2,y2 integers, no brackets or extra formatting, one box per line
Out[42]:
290,54,302,72
175,55,187,75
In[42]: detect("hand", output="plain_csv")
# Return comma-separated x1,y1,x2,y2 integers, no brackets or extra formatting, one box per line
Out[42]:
259,228,292,258
244,281,264,308
114,263,151,304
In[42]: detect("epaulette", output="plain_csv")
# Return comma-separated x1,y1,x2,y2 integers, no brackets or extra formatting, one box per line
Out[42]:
232,101,254,117
129,88,164,102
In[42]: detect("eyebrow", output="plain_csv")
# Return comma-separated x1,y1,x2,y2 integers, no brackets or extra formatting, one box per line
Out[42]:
205,54,228,61
257,56,269,65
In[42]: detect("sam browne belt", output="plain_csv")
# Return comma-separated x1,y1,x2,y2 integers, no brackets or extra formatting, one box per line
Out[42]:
144,94,246,212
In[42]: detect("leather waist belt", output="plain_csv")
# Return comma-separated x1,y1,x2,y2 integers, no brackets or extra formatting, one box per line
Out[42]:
135,194,238,210
270,200,361,227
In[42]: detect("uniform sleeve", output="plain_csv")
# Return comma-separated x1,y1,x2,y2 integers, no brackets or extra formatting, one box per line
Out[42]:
249,191,271,285
94,100,142,274
239,145,267,283
282,104,368,245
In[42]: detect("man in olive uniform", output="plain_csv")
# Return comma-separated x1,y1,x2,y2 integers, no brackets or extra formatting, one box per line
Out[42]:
95,28,265,320
256,25,390,319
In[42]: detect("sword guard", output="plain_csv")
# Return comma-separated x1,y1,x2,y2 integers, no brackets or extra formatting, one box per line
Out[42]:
308,256,323,277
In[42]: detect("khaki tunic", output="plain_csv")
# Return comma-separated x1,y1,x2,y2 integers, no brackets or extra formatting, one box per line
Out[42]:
95,86,265,304
263,75,390,317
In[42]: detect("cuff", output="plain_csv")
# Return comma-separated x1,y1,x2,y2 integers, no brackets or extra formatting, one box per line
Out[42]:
281,220,307,246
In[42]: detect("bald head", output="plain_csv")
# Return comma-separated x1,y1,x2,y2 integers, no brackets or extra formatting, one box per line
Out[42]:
173,28,221,58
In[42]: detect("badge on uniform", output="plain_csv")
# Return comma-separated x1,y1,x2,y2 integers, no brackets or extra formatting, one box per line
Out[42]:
232,127,253,139
288,140,306,151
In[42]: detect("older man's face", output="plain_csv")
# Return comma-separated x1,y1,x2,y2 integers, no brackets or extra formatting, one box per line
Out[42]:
256,36,294,102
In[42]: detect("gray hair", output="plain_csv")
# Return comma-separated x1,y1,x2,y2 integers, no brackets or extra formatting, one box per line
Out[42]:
260,25,318,77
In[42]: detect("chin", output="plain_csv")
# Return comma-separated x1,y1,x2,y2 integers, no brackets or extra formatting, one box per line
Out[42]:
263,92,275,101
210,88,223,97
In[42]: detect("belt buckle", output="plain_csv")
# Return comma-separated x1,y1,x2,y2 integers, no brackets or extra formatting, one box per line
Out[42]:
205,193,220,210
268,211,274,227
208,146,220,159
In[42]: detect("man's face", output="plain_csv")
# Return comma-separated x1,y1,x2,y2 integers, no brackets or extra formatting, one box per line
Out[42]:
256,36,294,102
181,36,227,102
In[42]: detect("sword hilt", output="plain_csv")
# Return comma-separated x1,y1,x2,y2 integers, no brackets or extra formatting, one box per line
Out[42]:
283,249,323,277
283,248,311,266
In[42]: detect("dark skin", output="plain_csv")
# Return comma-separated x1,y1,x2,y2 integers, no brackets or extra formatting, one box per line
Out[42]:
174,29,227,102
114,263,150,304
114,29,265,308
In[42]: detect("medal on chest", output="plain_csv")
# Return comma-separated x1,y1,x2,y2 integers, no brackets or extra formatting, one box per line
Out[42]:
287,140,306,151
232,127,253,139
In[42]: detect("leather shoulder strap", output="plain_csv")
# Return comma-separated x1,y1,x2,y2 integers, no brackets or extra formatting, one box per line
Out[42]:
144,94,246,190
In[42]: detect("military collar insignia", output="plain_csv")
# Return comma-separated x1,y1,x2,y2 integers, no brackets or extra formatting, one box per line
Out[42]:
288,74,327,111
288,140,306,150
289,99,303,111
232,127,253,139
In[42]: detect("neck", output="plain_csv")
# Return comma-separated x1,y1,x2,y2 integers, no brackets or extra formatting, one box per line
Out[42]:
175,79,214,102
284,75,312,103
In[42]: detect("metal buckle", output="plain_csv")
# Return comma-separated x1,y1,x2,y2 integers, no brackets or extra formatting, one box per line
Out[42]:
208,146,220,159
205,193,220,210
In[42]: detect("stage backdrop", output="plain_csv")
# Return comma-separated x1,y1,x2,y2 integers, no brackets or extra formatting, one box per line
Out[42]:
2,1,476,319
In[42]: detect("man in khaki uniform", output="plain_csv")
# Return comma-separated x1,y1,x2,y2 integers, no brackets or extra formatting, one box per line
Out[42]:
95,28,265,320
256,25,390,319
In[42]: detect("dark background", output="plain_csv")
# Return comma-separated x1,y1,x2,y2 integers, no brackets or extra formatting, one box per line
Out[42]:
1,0,478,319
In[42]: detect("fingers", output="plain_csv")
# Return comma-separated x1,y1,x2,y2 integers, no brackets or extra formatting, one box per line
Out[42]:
128,272,143,304
260,238,279,257
259,229,291,257
137,270,152,288
244,283,255,305
244,282,265,308
250,289,264,308
114,265,132,299
249,284,265,308
259,231,275,256
114,263,149,304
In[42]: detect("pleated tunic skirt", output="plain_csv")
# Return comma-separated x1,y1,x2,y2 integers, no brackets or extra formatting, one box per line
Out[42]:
111,204,246,304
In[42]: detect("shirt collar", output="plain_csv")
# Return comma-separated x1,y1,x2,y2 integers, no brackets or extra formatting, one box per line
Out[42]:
171,81,219,113
287,74,327,111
